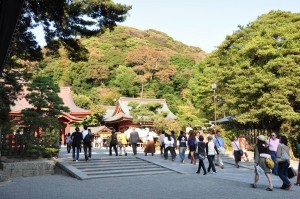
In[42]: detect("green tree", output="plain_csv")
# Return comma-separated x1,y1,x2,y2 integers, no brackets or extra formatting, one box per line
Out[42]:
189,11,300,150
21,75,69,158
1,0,131,133
110,65,139,97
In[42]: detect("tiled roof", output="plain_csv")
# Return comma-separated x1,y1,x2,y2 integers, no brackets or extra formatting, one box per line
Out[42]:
10,86,90,114
104,97,177,122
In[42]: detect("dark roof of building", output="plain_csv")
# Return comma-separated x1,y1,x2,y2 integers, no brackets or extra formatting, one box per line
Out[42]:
104,97,177,122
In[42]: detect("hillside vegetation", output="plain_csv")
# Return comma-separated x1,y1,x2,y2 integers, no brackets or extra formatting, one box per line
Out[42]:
36,25,206,127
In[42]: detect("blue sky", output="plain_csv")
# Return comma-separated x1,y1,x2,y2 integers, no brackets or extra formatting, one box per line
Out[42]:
33,0,300,53
113,0,300,52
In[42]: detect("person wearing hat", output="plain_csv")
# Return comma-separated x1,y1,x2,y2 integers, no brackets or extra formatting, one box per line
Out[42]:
251,135,273,191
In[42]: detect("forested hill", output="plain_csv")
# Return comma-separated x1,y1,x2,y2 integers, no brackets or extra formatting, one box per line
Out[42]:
38,25,206,116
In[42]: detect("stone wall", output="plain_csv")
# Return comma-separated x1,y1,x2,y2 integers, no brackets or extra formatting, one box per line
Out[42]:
0,159,55,181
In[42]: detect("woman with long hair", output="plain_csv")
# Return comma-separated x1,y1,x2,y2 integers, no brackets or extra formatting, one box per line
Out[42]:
188,130,197,164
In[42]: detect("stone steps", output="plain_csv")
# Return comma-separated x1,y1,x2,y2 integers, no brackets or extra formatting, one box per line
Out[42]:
56,156,176,180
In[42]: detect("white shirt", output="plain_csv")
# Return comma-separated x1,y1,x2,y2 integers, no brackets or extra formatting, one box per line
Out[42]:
82,130,89,139
207,141,216,155
164,137,174,147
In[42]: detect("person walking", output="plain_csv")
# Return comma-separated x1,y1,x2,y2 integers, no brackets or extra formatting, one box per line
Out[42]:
82,126,92,161
159,131,166,156
251,135,273,191
239,134,249,161
267,132,280,175
164,133,176,161
129,127,139,155
171,130,177,156
296,136,300,186
109,129,118,156
65,133,72,153
232,136,241,168
196,135,207,175
118,131,128,156
206,135,217,174
177,130,187,163
71,127,83,162
213,130,225,169
188,130,197,165
144,132,155,156
276,135,292,190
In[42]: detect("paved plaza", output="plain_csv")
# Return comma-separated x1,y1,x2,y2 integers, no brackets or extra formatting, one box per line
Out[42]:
0,146,299,199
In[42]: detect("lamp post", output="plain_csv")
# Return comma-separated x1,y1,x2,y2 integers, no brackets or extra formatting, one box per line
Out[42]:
212,83,217,126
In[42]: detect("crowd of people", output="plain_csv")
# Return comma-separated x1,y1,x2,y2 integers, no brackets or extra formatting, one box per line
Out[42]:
65,126,300,191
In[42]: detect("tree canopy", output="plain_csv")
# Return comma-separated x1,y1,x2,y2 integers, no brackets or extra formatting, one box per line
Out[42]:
189,10,300,133
0,0,131,127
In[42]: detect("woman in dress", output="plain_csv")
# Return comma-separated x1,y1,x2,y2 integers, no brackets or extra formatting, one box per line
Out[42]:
251,135,273,191
188,130,197,165
144,132,156,156
276,135,292,190
232,136,241,168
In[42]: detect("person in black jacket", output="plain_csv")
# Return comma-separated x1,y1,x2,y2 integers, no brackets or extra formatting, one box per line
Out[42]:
196,135,207,175
71,127,83,162
109,129,118,156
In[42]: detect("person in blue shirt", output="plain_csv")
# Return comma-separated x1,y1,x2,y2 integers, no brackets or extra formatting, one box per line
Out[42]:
177,131,187,163
213,130,225,169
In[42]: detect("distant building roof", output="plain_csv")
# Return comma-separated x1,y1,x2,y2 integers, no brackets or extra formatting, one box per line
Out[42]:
105,97,177,122
10,86,91,116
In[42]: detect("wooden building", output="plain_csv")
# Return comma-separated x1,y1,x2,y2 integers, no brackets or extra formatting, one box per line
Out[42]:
9,87,91,144
104,97,177,132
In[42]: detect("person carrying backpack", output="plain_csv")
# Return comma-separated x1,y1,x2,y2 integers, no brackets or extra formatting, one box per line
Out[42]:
82,125,92,161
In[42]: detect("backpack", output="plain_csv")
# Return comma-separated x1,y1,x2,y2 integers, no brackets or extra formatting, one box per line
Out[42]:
83,133,91,142
188,138,196,147
111,134,117,145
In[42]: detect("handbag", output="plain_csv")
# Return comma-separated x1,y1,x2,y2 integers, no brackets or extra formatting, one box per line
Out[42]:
216,138,226,155
280,145,290,161
288,167,297,179
265,158,274,169
234,141,243,155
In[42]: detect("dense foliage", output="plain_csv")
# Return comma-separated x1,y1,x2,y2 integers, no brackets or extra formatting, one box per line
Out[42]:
21,76,69,158
188,10,300,151
37,25,206,127
0,0,131,133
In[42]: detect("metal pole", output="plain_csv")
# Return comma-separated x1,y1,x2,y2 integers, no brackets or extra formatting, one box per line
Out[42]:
214,89,217,126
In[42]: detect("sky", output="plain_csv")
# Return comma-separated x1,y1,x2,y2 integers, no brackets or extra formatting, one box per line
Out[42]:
33,0,300,53
112,0,300,53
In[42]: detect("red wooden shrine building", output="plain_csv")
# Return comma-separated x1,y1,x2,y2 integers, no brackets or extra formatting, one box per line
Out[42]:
9,87,91,144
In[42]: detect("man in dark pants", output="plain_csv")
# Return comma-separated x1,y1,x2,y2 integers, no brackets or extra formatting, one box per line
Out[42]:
130,127,139,155
109,129,118,156
82,125,92,161
159,131,166,156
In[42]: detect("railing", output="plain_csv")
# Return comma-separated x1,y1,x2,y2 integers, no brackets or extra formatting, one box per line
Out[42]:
0,133,26,157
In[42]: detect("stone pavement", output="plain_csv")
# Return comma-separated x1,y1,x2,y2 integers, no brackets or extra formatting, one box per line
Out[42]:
0,146,300,199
